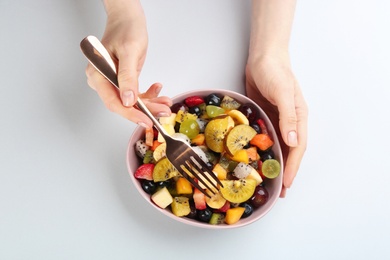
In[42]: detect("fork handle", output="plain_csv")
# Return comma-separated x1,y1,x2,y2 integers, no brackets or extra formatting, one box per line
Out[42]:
80,35,169,136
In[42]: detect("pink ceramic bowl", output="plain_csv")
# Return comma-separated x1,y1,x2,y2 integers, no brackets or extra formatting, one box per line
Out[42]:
126,89,283,229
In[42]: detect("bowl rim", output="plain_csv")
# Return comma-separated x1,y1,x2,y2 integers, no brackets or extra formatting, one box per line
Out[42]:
126,89,284,229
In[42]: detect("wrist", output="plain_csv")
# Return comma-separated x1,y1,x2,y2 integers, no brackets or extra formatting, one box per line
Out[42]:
104,0,145,22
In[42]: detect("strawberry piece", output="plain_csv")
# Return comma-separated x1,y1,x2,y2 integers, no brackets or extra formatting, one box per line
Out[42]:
193,188,207,210
184,96,205,107
256,119,269,136
134,163,154,180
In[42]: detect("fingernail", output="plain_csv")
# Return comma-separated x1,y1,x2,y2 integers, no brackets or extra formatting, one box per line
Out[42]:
157,112,170,118
288,131,298,147
155,84,162,94
122,90,134,107
138,122,149,128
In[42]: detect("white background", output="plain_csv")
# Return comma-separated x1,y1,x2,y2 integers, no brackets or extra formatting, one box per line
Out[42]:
1,0,389,259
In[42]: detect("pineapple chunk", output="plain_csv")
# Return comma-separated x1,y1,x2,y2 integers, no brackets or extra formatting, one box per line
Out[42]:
157,124,175,142
246,167,263,185
159,113,177,125
151,187,173,209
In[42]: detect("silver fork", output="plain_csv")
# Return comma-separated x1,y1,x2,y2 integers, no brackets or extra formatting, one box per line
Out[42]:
80,35,223,197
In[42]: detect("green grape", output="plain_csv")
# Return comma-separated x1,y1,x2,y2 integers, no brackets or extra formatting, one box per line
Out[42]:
179,119,200,139
206,105,225,118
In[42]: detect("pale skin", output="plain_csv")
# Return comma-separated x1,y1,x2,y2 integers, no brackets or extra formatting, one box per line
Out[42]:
85,0,308,197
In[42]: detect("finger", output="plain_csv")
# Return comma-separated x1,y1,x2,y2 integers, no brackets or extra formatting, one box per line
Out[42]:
116,47,141,108
86,64,104,91
280,186,287,198
140,83,173,107
275,84,298,148
141,82,163,99
283,99,308,188
92,75,154,128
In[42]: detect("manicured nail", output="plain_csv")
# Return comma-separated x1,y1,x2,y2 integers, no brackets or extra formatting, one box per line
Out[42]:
155,84,162,94
288,131,298,147
138,122,149,128
122,90,134,107
157,112,170,118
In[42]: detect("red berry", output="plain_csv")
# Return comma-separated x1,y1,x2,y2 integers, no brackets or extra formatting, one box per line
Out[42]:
184,96,205,107
134,163,154,180
256,119,269,135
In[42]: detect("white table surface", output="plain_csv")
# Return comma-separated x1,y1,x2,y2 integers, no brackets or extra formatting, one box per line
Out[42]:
1,0,389,259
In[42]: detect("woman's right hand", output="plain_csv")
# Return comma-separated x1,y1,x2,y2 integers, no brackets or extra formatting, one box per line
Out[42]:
85,0,172,128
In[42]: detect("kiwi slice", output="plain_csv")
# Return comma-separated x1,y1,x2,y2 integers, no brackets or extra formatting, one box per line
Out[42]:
220,95,241,110
209,213,225,225
262,159,281,179
220,179,257,203
206,191,227,209
153,157,180,182
225,125,257,156
204,115,234,153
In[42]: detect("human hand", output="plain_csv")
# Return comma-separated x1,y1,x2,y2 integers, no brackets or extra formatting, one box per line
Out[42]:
85,0,172,128
245,54,308,197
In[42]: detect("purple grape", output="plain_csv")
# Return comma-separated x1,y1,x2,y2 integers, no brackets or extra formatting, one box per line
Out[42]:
250,186,269,208
238,104,258,123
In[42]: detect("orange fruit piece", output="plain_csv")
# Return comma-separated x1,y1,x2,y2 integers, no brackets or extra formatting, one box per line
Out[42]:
176,177,193,194
191,133,205,146
250,134,274,151
225,207,246,225
212,163,228,180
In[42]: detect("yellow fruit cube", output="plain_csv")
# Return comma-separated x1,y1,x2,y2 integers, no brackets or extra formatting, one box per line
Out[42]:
157,124,175,142
151,187,173,209
212,163,228,180
246,168,263,185
176,177,193,194
159,113,177,125
230,149,249,164
171,197,191,217
225,207,246,225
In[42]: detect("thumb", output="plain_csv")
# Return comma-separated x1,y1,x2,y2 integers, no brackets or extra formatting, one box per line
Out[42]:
117,52,139,107
276,88,298,147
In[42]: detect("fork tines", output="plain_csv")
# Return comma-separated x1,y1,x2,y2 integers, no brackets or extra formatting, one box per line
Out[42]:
177,155,223,198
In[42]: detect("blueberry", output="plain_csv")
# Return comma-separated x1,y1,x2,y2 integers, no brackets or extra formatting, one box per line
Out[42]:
250,123,262,134
189,106,202,116
259,150,275,161
155,180,172,188
197,208,213,222
141,180,157,194
240,202,254,218
186,203,197,219
205,93,222,106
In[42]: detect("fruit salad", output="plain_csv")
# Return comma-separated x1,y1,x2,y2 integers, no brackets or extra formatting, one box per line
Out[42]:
133,93,281,225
